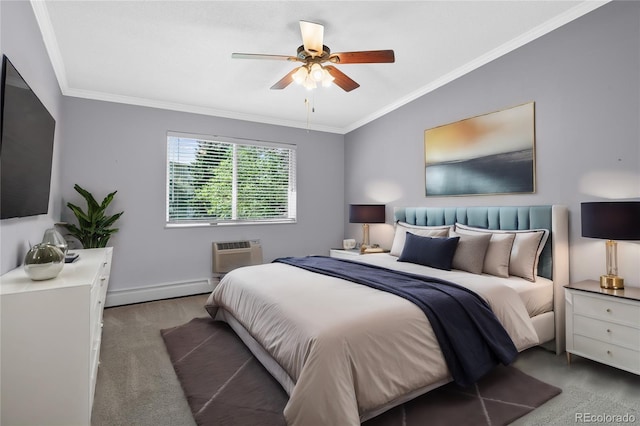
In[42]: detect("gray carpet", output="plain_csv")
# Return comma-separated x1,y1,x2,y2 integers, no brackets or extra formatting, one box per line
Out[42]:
161,317,562,426
92,295,640,426
510,384,640,426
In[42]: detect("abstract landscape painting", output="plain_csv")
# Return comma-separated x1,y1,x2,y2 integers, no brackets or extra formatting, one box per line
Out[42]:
424,102,535,196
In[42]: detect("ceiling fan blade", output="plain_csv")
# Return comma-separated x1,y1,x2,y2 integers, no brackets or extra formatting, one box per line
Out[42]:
300,21,324,57
330,50,395,64
324,66,360,92
232,53,299,62
270,68,299,90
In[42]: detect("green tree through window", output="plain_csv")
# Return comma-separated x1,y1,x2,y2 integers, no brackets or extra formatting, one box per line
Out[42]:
167,133,296,225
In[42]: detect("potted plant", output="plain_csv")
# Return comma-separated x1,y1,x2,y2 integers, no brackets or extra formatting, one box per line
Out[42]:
62,184,124,248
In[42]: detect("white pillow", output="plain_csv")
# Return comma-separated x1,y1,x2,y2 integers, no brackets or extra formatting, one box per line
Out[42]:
454,223,549,281
390,222,451,257
508,231,549,281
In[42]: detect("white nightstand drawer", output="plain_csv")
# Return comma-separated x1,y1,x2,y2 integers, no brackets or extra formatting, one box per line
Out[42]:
574,335,640,374
573,293,640,326
574,315,640,350
329,249,361,260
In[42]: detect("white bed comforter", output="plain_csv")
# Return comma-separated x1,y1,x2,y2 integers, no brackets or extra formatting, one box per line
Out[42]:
206,255,539,426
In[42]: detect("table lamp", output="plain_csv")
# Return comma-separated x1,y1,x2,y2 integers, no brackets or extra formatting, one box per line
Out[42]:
349,204,385,247
581,201,640,289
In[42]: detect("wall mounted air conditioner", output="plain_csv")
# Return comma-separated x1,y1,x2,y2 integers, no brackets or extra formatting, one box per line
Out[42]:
212,239,263,274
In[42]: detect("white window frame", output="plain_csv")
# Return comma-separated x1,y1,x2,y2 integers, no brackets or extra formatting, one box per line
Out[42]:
166,131,297,227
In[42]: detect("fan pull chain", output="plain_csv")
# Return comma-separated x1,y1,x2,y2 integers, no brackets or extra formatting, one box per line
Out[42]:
304,95,316,131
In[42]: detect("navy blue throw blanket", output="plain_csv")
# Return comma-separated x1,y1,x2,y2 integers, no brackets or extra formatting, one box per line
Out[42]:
273,256,518,386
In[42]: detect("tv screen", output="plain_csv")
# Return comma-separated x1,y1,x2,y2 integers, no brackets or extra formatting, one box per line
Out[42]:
1,55,56,219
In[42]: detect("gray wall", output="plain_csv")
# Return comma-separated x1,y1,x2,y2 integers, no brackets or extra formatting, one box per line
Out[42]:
60,98,345,299
0,1,64,274
344,2,640,287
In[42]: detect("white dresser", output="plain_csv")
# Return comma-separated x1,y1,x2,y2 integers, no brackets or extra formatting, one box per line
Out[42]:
0,247,113,425
565,280,640,375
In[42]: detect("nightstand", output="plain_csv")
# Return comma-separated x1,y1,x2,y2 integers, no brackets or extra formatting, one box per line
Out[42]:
565,280,640,375
329,248,362,259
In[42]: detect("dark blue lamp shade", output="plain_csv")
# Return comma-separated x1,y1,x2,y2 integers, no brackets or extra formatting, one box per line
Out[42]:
581,201,640,289
349,204,386,224
581,202,640,240
349,204,385,247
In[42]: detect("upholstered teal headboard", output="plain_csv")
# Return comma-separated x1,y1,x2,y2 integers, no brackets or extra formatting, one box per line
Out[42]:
394,204,570,355
394,205,554,279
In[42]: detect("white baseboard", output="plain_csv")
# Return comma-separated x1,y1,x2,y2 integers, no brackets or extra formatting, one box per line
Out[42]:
105,278,218,307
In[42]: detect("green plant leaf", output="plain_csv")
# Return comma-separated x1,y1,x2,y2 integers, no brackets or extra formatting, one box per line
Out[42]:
74,184,100,211
65,185,124,249
101,212,124,229
100,191,117,211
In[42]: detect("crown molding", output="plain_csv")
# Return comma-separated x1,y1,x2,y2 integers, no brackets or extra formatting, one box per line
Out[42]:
31,1,610,136
62,87,345,134
30,1,69,90
29,1,343,134
343,0,610,134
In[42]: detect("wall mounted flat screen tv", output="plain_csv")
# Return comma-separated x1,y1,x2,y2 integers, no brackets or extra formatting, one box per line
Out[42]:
1,55,56,219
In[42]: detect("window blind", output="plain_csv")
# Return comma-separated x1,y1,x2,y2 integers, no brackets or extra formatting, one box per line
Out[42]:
167,132,296,225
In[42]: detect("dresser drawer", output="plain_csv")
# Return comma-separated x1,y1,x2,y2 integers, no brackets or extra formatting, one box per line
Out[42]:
90,276,103,317
90,253,110,351
573,293,640,327
574,335,640,374
574,315,640,351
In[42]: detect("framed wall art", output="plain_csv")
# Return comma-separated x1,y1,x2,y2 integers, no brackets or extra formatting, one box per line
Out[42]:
424,102,535,196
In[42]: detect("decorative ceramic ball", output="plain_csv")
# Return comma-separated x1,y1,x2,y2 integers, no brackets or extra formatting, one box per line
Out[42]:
24,243,65,281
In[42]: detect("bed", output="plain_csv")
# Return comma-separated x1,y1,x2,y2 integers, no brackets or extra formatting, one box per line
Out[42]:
205,205,569,425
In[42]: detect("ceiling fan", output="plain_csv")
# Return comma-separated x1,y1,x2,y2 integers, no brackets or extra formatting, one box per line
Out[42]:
231,21,395,92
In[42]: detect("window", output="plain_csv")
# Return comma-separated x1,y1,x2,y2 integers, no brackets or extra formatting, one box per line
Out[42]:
167,132,296,226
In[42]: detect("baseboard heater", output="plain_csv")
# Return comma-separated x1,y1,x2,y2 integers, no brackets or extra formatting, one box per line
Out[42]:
212,240,263,274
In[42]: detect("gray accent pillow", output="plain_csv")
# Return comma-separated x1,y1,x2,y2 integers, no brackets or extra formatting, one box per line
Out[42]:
454,225,515,278
454,223,549,281
450,231,491,275
390,222,451,257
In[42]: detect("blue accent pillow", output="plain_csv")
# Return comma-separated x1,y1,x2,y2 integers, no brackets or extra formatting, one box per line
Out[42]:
398,232,460,270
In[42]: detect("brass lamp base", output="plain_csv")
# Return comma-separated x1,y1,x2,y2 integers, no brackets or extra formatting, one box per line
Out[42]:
600,275,624,289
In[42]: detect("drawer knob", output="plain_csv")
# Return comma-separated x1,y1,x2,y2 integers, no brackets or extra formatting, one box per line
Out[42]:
606,308,612,313
606,350,612,355
606,329,611,333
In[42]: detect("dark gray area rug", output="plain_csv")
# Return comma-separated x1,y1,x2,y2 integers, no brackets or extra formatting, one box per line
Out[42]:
161,317,561,426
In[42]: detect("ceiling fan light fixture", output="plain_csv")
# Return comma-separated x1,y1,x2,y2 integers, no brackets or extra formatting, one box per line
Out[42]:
321,69,334,87
234,20,394,92
303,74,317,90
310,63,324,82
292,66,308,85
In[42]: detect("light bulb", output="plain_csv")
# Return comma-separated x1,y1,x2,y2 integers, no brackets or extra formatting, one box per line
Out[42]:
303,74,317,90
310,63,324,82
292,67,308,85
321,69,334,87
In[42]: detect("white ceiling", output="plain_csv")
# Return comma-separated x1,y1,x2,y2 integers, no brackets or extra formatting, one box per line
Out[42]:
32,1,608,134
